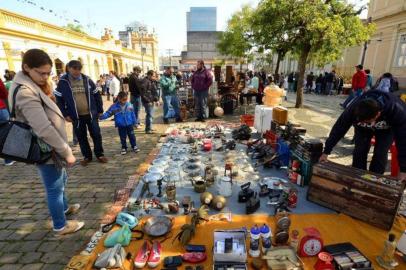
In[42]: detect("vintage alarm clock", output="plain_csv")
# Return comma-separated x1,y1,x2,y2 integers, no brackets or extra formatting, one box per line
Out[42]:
298,227,323,257
314,252,334,270
238,182,254,202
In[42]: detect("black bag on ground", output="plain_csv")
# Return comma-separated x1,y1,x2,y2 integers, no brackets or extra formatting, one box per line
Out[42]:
0,85,52,164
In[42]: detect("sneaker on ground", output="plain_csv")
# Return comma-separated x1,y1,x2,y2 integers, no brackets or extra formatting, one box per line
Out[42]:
134,241,150,268
121,149,127,155
145,130,154,134
133,146,140,153
147,240,162,268
4,161,15,166
54,220,84,236
64,204,80,216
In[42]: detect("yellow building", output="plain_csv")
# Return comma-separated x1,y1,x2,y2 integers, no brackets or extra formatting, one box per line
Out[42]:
336,0,406,87
0,9,158,80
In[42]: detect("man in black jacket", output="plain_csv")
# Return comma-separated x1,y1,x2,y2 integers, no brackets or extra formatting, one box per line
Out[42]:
140,70,159,133
128,66,142,127
320,90,406,182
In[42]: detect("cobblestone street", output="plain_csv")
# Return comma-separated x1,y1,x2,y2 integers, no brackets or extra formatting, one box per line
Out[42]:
0,97,166,270
0,93,358,270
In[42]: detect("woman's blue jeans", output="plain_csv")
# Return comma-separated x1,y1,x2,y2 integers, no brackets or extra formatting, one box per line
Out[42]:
37,164,68,230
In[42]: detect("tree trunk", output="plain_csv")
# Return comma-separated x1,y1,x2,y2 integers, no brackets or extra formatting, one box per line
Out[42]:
295,44,311,108
274,52,282,75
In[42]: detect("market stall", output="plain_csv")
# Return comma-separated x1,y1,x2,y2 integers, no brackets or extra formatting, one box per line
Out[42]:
65,123,406,270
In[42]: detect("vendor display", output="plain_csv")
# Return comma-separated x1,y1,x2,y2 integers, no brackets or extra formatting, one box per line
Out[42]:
66,123,406,270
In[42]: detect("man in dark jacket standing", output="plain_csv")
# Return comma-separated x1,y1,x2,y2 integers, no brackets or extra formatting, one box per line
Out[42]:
190,60,213,122
140,70,159,133
55,60,107,166
320,90,406,182
128,66,142,127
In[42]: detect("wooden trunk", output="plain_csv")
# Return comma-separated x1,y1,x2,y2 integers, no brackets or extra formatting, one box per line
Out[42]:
272,106,288,125
307,161,405,230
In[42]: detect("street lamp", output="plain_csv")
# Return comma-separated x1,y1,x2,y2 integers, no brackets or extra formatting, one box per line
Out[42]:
138,26,147,73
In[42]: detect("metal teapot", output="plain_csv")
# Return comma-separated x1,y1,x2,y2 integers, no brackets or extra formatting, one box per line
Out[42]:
190,176,206,193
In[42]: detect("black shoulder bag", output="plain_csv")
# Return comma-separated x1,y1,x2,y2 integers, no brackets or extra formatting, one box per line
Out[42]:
0,85,52,164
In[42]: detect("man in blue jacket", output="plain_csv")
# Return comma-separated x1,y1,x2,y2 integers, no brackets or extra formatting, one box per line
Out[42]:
320,90,406,182
55,60,107,166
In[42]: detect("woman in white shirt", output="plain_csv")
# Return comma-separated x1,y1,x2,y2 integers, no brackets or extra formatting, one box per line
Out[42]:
109,71,121,100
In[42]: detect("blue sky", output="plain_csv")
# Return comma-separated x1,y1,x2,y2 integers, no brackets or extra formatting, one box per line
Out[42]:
1,0,367,56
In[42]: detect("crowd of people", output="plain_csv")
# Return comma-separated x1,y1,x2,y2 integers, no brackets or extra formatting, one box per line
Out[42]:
0,49,215,236
1,47,405,237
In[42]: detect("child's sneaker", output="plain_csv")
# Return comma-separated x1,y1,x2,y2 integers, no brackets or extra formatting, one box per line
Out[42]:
133,146,140,153
121,149,127,155
134,240,150,268
147,240,162,268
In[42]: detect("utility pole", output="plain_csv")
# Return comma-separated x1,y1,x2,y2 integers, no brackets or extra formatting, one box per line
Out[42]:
166,49,173,69
138,26,147,74
361,17,372,66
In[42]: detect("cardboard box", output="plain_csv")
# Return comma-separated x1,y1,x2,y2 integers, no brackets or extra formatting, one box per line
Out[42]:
213,230,247,264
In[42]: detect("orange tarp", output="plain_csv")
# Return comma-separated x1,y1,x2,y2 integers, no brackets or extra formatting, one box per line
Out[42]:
66,213,406,270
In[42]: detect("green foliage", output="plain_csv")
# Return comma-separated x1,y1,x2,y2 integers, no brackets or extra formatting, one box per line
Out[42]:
250,0,374,107
64,23,87,35
217,5,254,61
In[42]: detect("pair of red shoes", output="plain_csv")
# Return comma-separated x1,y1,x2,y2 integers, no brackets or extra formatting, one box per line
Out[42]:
134,240,162,268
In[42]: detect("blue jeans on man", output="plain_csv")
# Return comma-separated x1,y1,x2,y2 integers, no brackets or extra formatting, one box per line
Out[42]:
73,114,104,160
194,90,209,120
163,95,180,121
341,88,363,108
131,95,141,126
142,102,154,132
0,108,13,165
118,126,137,149
37,164,68,230
326,82,334,95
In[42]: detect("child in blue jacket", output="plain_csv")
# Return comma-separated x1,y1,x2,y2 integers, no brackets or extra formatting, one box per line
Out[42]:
100,91,139,155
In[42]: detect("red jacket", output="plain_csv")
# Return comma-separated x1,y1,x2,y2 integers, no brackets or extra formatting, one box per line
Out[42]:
352,70,367,90
0,79,8,110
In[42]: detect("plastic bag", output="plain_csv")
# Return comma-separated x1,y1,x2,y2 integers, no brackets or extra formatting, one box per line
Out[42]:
104,224,131,247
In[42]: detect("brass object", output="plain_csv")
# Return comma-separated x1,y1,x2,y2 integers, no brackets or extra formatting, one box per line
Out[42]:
190,176,206,193
211,195,227,211
200,192,213,205
165,182,176,201
204,166,216,186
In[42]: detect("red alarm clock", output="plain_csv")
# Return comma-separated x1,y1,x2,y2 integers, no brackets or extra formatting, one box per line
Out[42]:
314,252,334,270
202,139,212,151
298,227,323,257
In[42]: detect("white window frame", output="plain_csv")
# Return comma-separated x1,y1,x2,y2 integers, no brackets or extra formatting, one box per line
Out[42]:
394,33,406,68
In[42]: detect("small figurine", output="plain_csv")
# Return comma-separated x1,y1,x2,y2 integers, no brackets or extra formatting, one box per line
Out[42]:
376,233,399,269
157,179,162,197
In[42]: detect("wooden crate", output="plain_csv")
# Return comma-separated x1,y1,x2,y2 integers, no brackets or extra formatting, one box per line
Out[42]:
272,106,288,125
307,161,405,230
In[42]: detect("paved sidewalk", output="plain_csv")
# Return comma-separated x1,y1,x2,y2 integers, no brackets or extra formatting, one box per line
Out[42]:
0,97,166,270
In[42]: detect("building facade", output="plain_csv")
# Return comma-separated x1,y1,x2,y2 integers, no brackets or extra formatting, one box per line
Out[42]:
0,9,158,81
186,7,217,32
362,0,406,87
